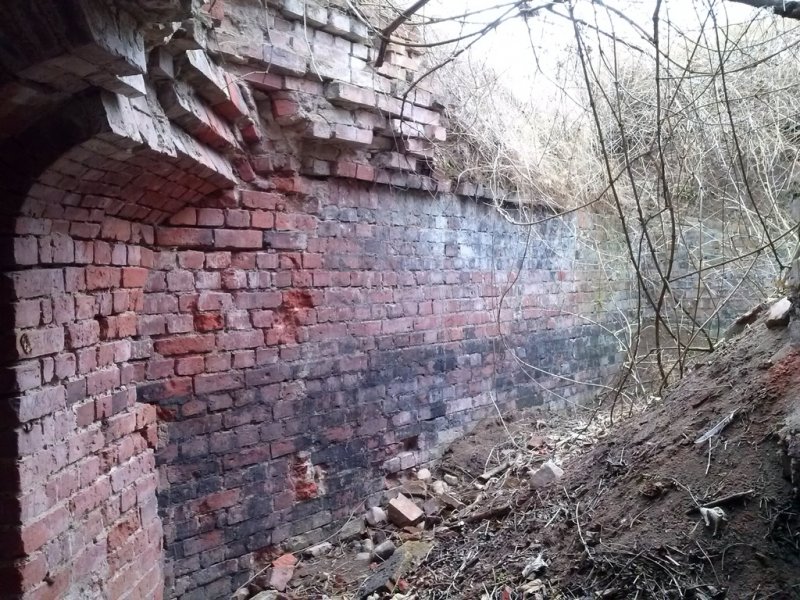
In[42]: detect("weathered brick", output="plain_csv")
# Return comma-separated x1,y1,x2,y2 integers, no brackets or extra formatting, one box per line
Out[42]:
214,229,262,249
15,326,65,358
194,372,243,394
66,319,101,349
241,191,280,210
216,330,264,350
122,267,148,288
86,266,121,290
264,232,307,250
155,334,216,356
156,228,214,248
197,208,224,227
9,269,64,299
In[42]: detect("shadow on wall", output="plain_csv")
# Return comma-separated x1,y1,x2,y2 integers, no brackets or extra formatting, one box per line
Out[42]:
0,90,234,599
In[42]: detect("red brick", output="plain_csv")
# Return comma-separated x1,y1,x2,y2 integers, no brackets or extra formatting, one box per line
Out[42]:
66,320,100,349
17,553,48,592
221,269,247,290
217,330,264,350
194,372,243,394
197,291,232,311
182,529,224,556
231,252,256,269
205,252,231,269
264,231,307,250
71,477,112,517
166,270,194,291
178,251,205,269
64,267,86,292
241,190,280,210
251,210,274,229
271,97,300,121
94,241,111,264
243,71,283,92
233,291,282,309
20,505,69,554
154,334,215,356
122,267,148,288
15,326,65,358
139,315,166,336
10,269,64,299
196,489,241,513
86,266,121,290
71,222,101,239
14,300,43,328
214,229,262,249
233,157,256,181
166,314,193,334
176,355,205,376
169,207,197,226
155,227,214,248
197,208,224,226
86,366,121,395
13,236,38,265
116,312,138,337
76,400,96,426
232,350,255,368
225,209,250,228
194,312,224,332
100,218,132,242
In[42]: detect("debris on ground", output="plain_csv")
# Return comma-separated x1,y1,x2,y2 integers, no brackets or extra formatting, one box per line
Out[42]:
234,304,800,599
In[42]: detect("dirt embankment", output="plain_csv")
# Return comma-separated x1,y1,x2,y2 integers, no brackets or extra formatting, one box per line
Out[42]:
412,312,800,599
240,308,800,600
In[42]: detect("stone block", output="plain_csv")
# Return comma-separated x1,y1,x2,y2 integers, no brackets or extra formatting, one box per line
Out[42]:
766,297,792,329
325,81,376,110
262,44,307,77
387,493,423,527
331,124,373,147
530,461,564,488
324,9,351,38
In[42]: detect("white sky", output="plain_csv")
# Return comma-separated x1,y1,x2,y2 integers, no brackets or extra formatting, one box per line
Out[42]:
417,0,769,99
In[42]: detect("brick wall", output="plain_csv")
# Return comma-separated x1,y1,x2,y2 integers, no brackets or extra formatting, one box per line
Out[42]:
145,183,628,597
0,89,234,599
0,1,633,599
2,202,163,600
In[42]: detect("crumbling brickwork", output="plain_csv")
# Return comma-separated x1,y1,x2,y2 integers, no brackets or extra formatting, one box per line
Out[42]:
148,185,625,597
0,1,629,598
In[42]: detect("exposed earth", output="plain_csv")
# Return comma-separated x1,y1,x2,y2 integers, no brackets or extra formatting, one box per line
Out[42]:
237,305,800,600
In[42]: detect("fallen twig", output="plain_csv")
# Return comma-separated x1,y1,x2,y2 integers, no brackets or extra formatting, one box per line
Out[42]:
464,504,512,523
479,460,510,482
685,489,755,514
695,408,740,445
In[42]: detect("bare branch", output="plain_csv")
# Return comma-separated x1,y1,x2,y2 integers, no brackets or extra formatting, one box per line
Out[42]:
374,0,432,67
727,0,800,19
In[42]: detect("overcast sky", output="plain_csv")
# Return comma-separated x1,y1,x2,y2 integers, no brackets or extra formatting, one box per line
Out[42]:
417,0,768,99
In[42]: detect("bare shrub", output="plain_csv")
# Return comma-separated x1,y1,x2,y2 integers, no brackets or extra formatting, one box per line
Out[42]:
352,0,800,408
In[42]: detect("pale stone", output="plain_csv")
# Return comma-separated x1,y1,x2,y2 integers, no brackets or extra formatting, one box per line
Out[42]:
766,297,792,329
304,541,332,557
431,480,449,495
387,493,423,526
443,474,458,486
365,506,387,526
530,461,564,488
372,539,396,560
269,553,297,592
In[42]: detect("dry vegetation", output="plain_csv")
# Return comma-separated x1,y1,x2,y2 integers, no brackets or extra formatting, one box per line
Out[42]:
353,0,800,405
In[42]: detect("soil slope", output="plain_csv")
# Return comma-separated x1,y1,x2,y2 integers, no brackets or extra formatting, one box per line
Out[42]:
411,314,800,599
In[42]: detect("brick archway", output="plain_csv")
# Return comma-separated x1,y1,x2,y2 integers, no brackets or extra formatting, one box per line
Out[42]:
0,89,235,598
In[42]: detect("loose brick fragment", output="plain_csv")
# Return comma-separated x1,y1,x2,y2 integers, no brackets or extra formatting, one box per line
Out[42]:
387,493,423,527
